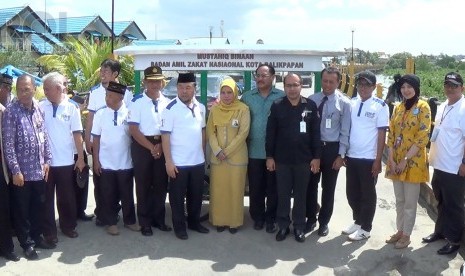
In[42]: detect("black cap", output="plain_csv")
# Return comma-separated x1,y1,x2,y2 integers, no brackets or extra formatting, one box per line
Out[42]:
0,73,13,85
177,72,196,84
356,70,376,85
444,72,463,86
144,66,164,80
75,167,89,188
106,81,127,94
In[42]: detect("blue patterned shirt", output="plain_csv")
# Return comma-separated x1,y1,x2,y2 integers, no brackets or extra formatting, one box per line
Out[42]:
241,87,284,159
2,100,52,180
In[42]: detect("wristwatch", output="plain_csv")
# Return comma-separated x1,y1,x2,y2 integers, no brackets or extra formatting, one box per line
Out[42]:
462,158,465,165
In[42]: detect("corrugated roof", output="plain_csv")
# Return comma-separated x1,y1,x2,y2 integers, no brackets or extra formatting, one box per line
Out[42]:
31,33,54,54
0,6,24,28
132,39,181,46
106,21,131,35
47,16,96,34
41,32,64,47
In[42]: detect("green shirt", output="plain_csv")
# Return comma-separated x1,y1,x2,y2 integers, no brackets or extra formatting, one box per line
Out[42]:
241,87,284,159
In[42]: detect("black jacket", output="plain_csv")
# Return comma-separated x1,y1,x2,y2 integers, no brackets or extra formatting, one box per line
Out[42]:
266,96,321,164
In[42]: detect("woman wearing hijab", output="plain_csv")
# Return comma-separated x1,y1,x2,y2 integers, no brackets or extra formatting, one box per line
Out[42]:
385,74,431,249
206,78,250,234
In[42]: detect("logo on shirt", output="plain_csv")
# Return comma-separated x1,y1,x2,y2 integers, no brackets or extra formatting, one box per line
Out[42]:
232,119,239,127
365,112,375,118
60,113,71,121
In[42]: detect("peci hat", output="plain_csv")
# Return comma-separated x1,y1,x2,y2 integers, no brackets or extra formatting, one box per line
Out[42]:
0,73,13,85
106,81,127,94
356,70,376,85
75,166,89,189
144,66,165,80
444,72,463,86
177,72,196,84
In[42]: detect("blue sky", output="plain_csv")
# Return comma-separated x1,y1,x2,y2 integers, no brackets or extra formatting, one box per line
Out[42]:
4,0,464,55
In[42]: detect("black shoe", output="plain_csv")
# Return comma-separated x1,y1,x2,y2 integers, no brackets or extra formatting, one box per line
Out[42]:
217,226,226,232
304,221,317,234
254,221,265,230
318,224,329,236
35,239,56,249
175,231,188,240
44,236,58,244
23,246,38,260
95,217,105,227
155,224,172,232
276,228,290,241
188,224,210,234
437,243,460,255
62,229,79,238
266,223,277,233
2,251,20,262
141,226,153,236
422,233,443,243
78,213,95,221
294,229,306,243
229,227,238,234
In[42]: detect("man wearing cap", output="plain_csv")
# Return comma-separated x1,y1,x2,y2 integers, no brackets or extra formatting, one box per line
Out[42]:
3,75,54,260
91,81,140,235
424,72,465,255
306,66,351,236
40,72,86,242
128,66,172,236
0,73,14,106
342,70,389,241
85,59,132,226
160,72,209,240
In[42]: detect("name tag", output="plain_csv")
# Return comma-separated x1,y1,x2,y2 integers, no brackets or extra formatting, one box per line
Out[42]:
300,121,306,133
325,118,331,129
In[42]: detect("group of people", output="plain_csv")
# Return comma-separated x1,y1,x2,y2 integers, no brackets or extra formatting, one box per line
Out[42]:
0,60,463,262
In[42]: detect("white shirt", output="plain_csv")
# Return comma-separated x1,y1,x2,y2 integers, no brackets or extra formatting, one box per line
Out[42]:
91,104,132,170
87,83,133,113
429,96,465,174
160,97,206,166
127,91,169,135
347,96,389,159
40,98,83,166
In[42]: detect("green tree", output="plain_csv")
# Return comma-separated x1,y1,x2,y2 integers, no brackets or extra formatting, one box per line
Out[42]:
37,37,134,92
385,52,413,69
414,55,434,71
0,48,37,72
436,54,456,69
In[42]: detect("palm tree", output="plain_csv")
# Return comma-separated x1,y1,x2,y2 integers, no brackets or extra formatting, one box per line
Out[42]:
37,36,134,93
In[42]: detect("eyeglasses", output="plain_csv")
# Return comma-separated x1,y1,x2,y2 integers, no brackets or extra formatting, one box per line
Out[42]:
444,82,460,89
255,74,271,79
284,83,301,88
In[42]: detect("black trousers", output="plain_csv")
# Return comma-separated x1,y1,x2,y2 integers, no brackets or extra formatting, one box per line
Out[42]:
74,152,89,216
169,164,204,234
43,165,77,239
306,142,340,226
99,169,135,226
0,174,14,254
10,180,45,249
247,158,277,224
276,163,310,231
345,157,377,232
132,138,168,228
432,169,465,243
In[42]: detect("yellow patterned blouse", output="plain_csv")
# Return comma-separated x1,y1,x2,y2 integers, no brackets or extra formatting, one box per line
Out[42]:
386,99,431,183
